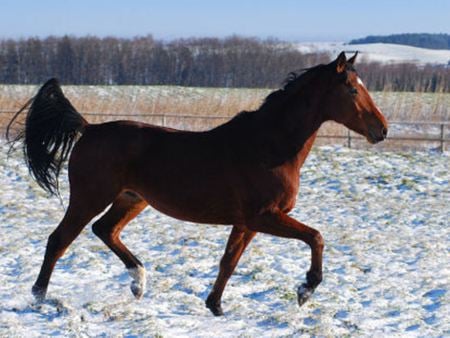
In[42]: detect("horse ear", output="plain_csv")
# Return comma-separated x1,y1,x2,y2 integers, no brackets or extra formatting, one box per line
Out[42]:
348,51,358,65
335,52,347,73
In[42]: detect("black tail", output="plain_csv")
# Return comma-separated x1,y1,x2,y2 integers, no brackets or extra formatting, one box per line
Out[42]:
6,78,87,196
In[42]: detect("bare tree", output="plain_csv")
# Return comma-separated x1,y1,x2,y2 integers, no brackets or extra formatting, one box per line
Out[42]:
0,35,448,92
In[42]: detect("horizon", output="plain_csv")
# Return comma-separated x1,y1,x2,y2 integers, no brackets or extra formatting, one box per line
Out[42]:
1,1,449,42
0,32,449,44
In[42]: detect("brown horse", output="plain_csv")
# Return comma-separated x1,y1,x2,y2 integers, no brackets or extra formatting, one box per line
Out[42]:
7,52,387,316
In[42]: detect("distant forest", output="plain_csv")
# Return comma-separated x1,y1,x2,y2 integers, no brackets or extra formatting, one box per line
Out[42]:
0,35,449,92
349,33,450,50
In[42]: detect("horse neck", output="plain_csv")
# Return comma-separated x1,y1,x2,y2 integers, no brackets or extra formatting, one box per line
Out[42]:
255,86,325,168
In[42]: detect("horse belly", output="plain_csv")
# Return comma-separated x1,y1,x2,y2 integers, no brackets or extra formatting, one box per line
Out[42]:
139,184,240,224
132,162,243,225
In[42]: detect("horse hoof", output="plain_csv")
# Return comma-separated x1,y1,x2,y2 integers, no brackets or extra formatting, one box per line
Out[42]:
130,281,144,300
297,283,315,307
205,297,224,316
128,266,146,300
32,284,47,302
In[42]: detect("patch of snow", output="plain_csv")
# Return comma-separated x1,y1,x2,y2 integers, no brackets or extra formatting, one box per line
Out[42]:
296,41,450,65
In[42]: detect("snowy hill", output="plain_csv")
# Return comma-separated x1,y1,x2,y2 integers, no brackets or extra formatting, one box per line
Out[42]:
296,42,450,65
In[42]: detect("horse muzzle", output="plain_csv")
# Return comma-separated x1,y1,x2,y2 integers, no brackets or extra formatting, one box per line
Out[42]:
367,125,388,144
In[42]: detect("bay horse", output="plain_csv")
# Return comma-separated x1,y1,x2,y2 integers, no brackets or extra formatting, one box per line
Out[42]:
7,52,387,316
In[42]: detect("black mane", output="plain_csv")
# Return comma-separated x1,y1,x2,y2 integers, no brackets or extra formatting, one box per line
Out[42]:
221,64,330,131
214,63,334,167
259,64,328,112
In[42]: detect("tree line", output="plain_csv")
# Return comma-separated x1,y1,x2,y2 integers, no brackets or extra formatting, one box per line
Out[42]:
0,35,449,92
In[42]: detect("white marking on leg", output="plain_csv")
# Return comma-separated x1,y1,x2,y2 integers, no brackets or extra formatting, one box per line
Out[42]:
297,283,315,306
128,266,146,299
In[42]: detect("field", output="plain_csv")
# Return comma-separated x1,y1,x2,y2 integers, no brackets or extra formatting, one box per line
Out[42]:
0,138,448,337
1,84,449,153
0,85,449,336
1,84,449,123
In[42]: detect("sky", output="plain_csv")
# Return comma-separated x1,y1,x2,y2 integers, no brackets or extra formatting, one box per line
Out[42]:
1,0,449,42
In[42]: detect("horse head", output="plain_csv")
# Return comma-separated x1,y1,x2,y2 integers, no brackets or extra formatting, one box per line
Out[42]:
324,52,388,144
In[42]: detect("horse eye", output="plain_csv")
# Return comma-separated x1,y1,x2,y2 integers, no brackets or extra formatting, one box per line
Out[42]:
349,87,358,95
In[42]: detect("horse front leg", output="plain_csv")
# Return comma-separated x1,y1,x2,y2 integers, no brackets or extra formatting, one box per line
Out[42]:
248,211,324,306
206,226,256,316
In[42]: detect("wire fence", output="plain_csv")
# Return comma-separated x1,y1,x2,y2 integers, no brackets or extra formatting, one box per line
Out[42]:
0,110,448,152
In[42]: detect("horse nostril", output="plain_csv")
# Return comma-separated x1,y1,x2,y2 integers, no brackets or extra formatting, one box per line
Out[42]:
382,127,388,138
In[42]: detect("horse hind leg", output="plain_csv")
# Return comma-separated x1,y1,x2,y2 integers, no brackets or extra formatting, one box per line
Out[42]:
92,191,148,299
32,195,112,301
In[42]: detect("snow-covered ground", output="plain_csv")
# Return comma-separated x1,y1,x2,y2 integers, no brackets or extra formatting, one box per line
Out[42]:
0,140,448,337
296,42,450,65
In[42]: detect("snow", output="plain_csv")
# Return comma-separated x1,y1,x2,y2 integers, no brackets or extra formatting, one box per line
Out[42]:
296,41,450,65
0,140,449,337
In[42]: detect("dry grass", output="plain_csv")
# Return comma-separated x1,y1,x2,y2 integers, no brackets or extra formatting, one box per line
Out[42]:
0,85,267,134
1,84,448,150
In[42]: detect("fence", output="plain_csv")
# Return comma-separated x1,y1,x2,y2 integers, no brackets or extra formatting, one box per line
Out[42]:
317,120,449,152
1,110,448,152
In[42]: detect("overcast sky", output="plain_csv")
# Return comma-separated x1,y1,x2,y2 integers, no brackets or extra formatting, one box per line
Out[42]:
1,0,449,42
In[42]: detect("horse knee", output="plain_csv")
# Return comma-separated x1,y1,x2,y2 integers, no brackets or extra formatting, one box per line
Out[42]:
47,230,67,252
313,232,324,250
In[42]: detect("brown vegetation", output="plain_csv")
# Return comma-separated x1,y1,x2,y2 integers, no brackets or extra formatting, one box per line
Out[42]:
1,85,448,152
